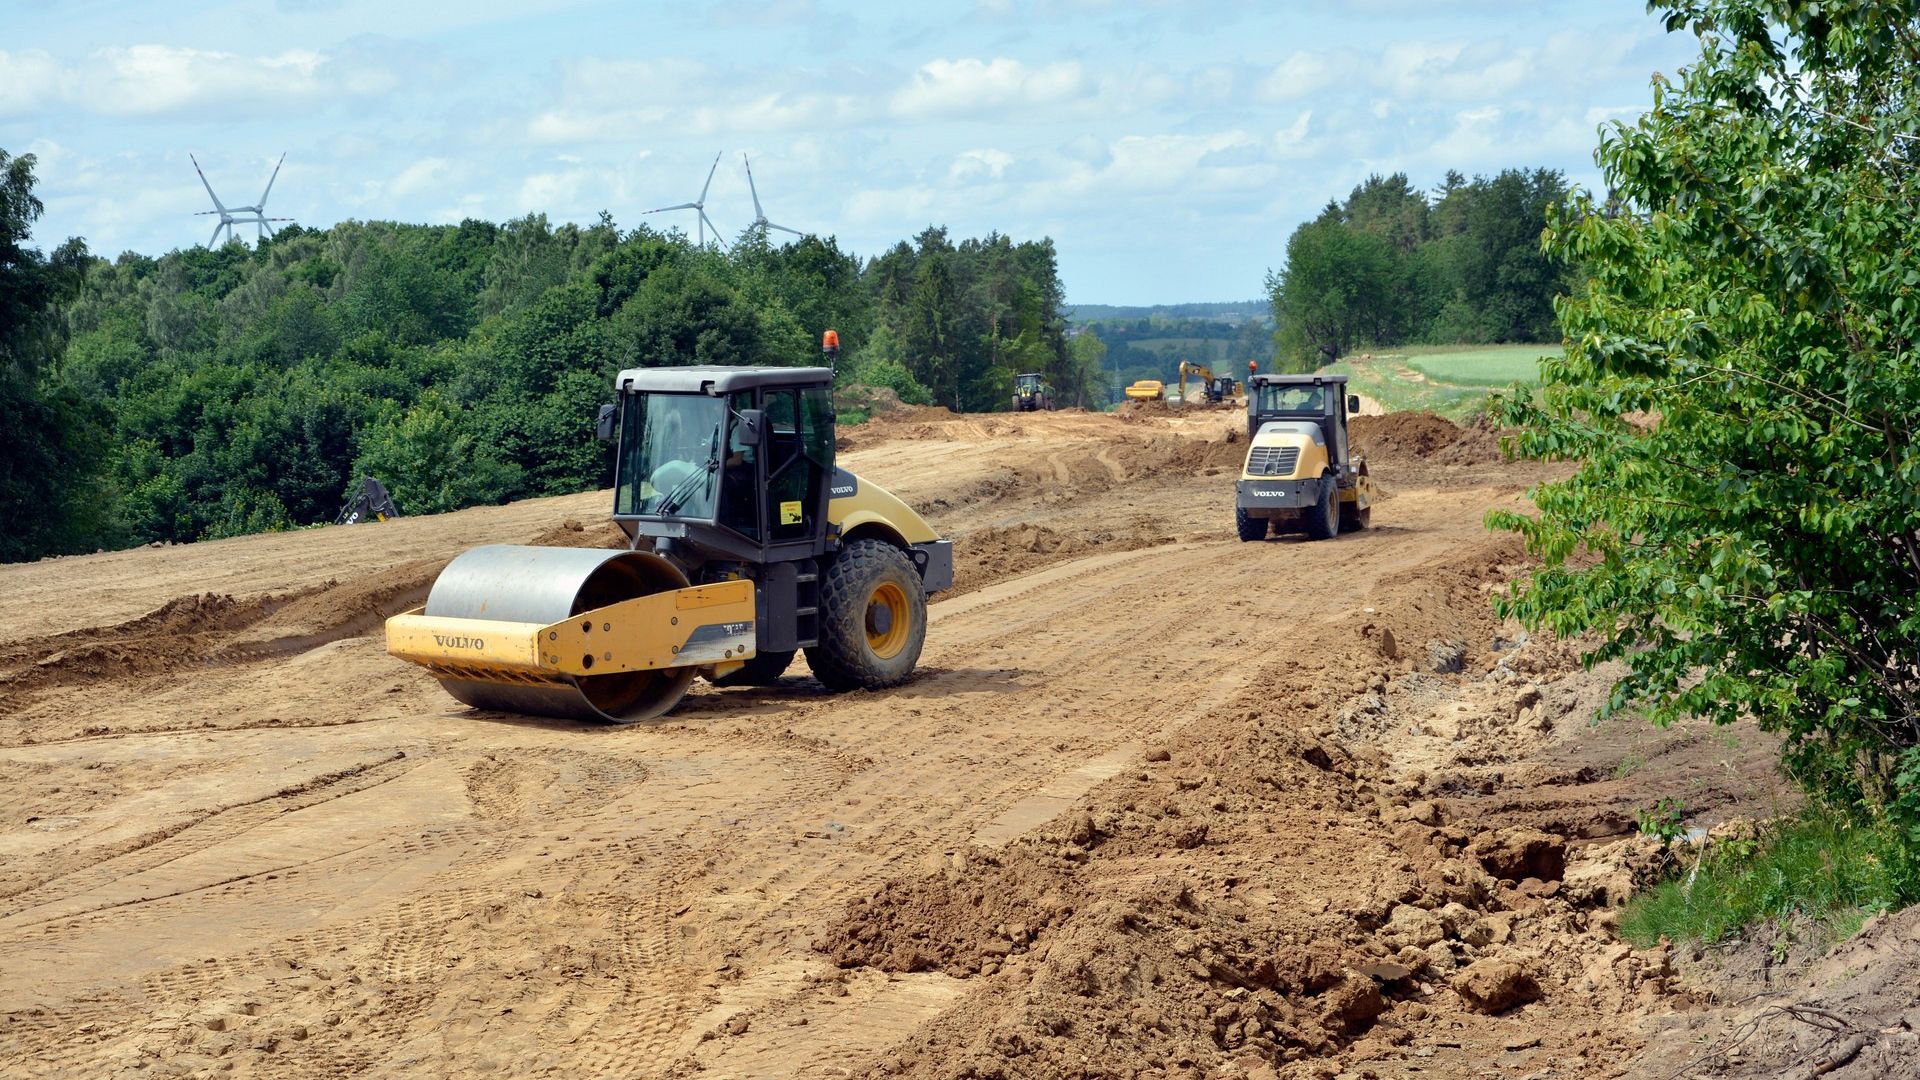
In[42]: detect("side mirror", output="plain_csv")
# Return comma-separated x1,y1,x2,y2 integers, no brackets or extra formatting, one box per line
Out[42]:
1347,395,1360,414
737,408,767,446
595,403,617,442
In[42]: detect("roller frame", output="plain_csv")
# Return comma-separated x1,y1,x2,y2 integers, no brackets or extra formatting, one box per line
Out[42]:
386,578,757,677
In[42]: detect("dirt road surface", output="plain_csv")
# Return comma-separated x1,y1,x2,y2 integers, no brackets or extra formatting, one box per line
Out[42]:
0,407,1790,1078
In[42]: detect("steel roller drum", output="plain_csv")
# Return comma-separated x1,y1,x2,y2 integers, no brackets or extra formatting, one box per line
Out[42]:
423,544,698,723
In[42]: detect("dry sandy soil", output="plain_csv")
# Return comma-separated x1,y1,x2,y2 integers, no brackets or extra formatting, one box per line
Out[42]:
0,406,1840,1079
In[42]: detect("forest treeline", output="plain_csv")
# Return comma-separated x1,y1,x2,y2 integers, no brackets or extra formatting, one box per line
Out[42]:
0,149,1095,562
1267,169,1577,369
1074,315,1275,391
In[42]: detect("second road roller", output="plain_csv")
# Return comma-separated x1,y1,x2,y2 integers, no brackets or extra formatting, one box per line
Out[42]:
384,332,953,723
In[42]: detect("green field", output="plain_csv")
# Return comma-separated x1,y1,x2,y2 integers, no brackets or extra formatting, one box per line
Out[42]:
1326,343,1552,419
1403,345,1551,386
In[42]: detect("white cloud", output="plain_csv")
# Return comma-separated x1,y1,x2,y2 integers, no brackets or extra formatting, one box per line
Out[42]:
389,157,454,198
0,50,62,113
890,58,1087,118
950,148,1013,181
1258,52,1339,102
0,44,394,117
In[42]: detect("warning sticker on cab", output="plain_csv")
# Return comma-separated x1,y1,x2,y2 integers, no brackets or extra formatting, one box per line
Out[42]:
780,500,803,525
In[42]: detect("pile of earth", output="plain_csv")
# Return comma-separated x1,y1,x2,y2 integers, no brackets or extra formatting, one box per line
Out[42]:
1350,412,1502,466
949,523,1165,597
818,531,1687,1079
1116,399,1179,421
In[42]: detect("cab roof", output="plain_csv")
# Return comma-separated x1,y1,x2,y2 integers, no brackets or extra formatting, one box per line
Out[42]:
1248,373,1348,387
613,365,835,395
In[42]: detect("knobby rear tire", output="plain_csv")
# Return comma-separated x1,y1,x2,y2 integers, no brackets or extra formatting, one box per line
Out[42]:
806,540,927,692
1304,473,1341,541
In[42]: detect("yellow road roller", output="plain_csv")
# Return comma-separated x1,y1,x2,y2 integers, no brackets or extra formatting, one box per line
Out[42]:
1234,373,1373,542
385,338,953,723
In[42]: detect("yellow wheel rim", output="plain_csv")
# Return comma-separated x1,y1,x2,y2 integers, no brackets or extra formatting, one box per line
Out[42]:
865,581,912,660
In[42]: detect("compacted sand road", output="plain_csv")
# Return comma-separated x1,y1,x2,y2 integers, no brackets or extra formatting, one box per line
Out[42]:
0,407,1734,1078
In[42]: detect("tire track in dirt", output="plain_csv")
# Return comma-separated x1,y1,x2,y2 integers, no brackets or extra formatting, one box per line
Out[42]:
0,410,1534,1079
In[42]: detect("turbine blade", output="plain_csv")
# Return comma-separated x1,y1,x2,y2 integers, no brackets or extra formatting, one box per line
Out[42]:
766,222,803,236
209,221,225,248
258,152,285,207
698,150,721,204
700,210,727,250
742,152,765,221
644,202,698,214
191,154,227,212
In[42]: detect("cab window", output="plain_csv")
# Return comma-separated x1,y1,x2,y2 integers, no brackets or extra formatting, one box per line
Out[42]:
717,391,760,539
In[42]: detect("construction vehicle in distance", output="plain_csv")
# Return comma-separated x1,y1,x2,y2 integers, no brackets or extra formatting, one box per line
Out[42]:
1177,361,1240,404
1177,361,1213,405
1124,379,1166,401
335,476,400,525
1234,373,1372,542
1012,372,1055,412
384,332,953,724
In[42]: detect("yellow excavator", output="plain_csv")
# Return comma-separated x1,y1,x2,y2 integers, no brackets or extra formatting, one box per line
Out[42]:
384,333,953,723
1178,361,1240,404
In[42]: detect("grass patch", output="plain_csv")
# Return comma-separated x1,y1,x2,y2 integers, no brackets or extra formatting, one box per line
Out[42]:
1324,343,1551,419
1403,345,1551,387
1619,806,1911,949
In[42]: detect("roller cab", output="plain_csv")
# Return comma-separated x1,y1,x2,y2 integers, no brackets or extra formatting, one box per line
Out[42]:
1234,373,1373,542
386,337,952,724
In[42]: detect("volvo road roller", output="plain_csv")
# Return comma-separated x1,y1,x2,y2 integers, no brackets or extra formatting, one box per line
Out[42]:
385,335,953,723
1234,373,1373,542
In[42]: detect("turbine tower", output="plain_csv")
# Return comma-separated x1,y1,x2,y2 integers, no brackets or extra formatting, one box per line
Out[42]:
192,152,292,247
644,152,726,249
741,152,804,238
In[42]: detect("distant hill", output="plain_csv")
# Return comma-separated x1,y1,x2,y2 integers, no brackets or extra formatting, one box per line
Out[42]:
1064,300,1270,325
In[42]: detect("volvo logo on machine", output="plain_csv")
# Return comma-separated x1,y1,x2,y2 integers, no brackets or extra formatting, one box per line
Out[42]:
433,633,486,650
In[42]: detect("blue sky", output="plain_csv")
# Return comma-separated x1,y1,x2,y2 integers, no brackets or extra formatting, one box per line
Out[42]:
3,0,1696,304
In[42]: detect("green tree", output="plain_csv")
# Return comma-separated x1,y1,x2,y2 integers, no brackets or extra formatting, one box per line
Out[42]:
352,394,524,515
0,149,108,561
1269,212,1399,368
1491,0,1920,835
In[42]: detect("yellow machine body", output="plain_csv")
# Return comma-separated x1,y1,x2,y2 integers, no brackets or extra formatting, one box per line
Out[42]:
828,473,940,546
386,579,755,678
1235,422,1373,527
1177,361,1213,402
1125,379,1165,401
386,360,953,725
1238,424,1332,485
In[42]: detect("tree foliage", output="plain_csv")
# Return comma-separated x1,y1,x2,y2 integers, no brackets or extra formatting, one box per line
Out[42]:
1491,0,1920,838
0,153,1077,562
1268,169,1577,369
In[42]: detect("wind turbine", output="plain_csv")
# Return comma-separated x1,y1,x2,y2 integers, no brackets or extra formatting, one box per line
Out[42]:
741,152,804,238
644,152,727,249
192,152,292,247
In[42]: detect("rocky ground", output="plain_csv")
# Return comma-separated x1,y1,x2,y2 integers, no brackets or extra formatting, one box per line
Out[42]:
0,404,1871,1079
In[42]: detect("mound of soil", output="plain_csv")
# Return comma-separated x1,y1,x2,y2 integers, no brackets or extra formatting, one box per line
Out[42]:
527,518,630,549
0,589,318,701
1115,399,1177,423
819,531,1701,1079
949,524,1164,596
1350,412,1503,466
